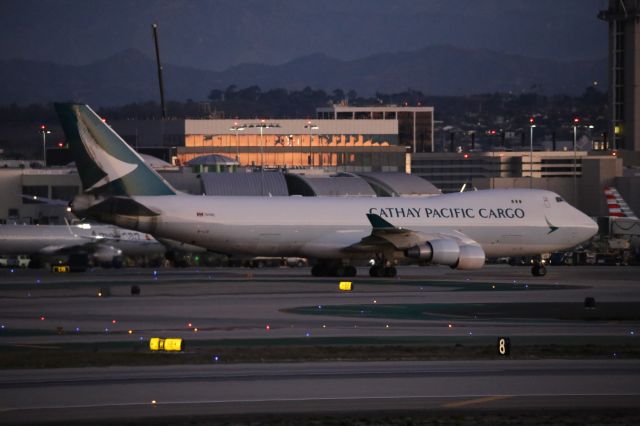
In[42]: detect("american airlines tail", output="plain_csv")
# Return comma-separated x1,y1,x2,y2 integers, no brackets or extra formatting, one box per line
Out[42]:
55,103,177,196
603,186,638,219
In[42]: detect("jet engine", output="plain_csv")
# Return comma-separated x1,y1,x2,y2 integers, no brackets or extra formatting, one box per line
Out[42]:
92,245,124,266
405,239,485,269
405,239,460,266
453,244,486,270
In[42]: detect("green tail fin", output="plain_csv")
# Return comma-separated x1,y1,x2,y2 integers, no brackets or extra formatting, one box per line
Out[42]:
55,103,176,196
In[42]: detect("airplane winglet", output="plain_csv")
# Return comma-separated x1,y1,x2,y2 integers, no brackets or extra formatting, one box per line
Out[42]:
366,213,397,229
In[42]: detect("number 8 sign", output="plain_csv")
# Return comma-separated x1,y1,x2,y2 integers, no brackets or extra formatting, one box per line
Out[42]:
497,337,511,356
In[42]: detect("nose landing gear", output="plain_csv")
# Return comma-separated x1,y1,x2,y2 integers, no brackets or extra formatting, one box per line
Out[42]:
531,259,547,276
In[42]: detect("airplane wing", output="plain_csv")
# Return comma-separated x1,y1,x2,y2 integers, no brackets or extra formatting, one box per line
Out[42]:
347,214,424,252
350,213,474,250
346,213,485,270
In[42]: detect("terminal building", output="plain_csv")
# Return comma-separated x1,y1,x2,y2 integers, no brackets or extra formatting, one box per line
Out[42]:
316,104,435,153
599,0,640,164
110,114,409,173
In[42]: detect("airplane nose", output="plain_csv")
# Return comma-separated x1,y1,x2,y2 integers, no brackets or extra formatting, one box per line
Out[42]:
583,216,599,240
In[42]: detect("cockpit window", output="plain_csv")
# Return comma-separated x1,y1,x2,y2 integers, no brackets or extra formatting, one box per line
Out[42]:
555,197,564,202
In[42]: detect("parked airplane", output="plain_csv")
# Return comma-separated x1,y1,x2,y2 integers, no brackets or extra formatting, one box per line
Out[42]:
602,186,640,253
604,186,639,219
57,103,598,277
0,221,165,268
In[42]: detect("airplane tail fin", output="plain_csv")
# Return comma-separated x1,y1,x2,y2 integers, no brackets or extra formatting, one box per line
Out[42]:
55,103,176,196
603,186,638,219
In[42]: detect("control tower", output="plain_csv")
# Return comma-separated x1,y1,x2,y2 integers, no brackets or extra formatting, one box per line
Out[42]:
599,0,640,164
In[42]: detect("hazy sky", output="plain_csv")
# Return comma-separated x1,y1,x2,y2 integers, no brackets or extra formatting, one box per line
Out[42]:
0,0,608,70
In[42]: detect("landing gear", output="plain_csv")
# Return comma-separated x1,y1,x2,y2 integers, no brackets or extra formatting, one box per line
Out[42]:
368,254,397,278
311,262,357,277
368,265,397,277
531,260,547,277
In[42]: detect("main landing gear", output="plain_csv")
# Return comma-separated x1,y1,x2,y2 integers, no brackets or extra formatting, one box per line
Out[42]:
311,261,357,277
369,265,397,277
531,259,547,277
368,255,397,277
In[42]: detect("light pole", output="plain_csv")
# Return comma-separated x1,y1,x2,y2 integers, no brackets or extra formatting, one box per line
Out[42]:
304,121,318,167
528,117,536,188
572,117,579,205
255,120,280,195
40,125,51,166
229,122,245,164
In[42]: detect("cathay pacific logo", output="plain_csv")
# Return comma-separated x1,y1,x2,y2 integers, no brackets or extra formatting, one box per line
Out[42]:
545,216,559,234
77,115,138,191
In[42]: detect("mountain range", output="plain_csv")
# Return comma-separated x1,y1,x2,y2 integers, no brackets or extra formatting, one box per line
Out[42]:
0,46,606,106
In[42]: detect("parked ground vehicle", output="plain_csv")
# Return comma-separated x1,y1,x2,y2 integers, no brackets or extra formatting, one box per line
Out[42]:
0,255,31,268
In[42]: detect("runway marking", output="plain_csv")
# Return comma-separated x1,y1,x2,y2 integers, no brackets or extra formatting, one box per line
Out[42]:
442,395,511,408
2,393,639,413
8,344,60,350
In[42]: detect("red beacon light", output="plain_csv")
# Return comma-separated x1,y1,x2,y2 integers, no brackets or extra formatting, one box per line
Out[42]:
572,117,580,125
529,117,535,125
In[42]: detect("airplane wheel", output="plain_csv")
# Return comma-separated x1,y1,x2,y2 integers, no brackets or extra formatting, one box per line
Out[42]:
531,264,547,276
384,266,397,277
344,265,357,277
334,266,345,277
311,264,323,276
369,266,384,277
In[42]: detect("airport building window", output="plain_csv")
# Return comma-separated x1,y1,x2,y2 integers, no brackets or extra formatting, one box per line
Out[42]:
22,185,48,204
51,185,80,202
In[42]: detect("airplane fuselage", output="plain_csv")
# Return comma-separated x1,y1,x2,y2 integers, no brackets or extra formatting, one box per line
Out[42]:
0,223,165,257
112,189,597,260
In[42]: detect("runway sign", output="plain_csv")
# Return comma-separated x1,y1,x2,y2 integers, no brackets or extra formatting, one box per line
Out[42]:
149,337,183,352
339,281,353,291
497,337,511,356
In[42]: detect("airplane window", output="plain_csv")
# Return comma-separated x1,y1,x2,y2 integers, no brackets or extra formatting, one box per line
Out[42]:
555,197,564,202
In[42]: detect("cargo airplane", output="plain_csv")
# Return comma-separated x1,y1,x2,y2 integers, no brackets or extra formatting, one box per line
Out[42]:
56,103,598,277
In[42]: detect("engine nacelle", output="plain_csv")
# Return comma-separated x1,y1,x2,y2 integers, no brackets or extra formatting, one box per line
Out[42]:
92,245,123,263
453,244,486,270
405,244,432,260
405,238,460,266
429,239,460,265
